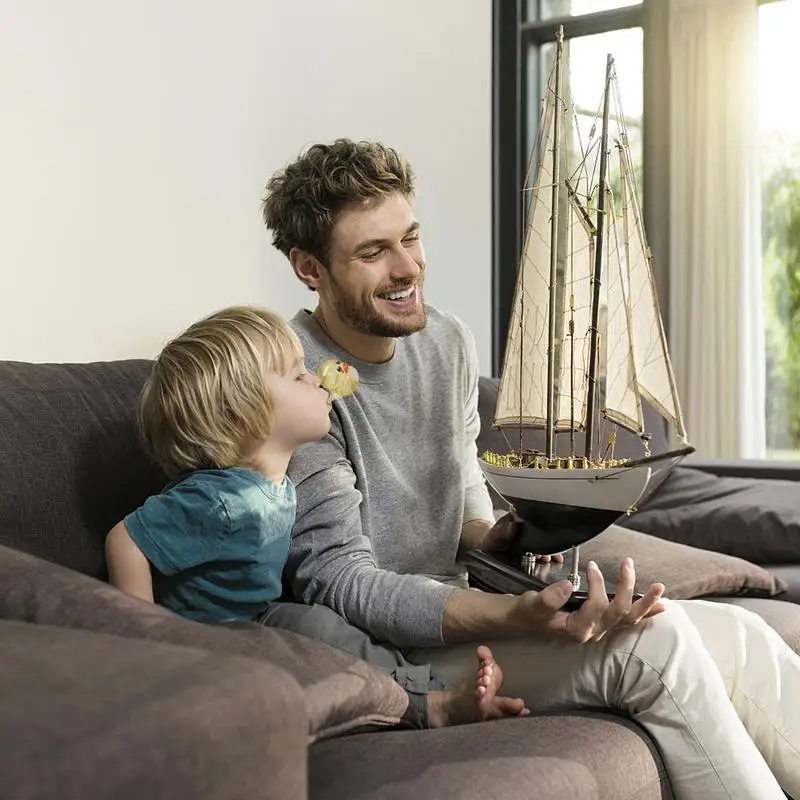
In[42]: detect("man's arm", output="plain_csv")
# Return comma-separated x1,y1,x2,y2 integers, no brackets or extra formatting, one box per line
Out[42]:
287,441,455,648
287,430,569,647
456,320,503,556
459,323,497,538
459,518,494,555
286,319,544,648
105,521,154,603
288,436,665,646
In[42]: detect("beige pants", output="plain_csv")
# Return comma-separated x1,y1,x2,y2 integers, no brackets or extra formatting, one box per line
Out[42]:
407,599,800,799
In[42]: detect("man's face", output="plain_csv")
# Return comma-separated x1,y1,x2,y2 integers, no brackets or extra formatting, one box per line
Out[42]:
319,192,427,338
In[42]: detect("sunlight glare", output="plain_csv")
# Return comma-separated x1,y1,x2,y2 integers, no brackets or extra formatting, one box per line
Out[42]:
759,0,800,133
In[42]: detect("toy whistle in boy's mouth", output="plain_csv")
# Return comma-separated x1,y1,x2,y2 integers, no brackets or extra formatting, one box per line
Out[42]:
317,359,360,400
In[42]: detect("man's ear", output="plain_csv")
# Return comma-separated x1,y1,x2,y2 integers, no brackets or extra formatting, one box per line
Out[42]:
290,248,325,292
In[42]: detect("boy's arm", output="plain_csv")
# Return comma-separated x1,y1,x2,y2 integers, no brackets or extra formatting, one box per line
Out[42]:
105,521,155,603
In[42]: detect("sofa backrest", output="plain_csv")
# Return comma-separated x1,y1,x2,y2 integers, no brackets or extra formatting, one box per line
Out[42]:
0,360,166,577
0,361,670,576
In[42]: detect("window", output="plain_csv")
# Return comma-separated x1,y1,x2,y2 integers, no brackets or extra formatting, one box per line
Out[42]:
492,0,643,374
760,0,800,458
534,28,643,211
494,0,792,460
533,0,641,18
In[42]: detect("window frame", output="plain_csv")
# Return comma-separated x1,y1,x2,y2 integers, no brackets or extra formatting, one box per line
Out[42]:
491,1,645,375
491,0,781,375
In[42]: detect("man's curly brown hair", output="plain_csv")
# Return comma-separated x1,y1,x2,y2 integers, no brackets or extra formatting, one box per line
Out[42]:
261,139,415,267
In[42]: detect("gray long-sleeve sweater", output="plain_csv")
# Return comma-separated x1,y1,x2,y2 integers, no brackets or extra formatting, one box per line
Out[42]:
286,306,495,647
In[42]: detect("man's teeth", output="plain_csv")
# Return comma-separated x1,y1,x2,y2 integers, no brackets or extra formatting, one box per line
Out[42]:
383,287,414,300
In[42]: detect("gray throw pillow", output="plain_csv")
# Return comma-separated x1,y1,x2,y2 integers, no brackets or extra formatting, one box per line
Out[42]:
624,467,800,565
579,524,787,600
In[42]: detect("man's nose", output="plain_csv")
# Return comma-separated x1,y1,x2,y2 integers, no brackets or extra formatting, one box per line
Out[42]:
390,246,421,280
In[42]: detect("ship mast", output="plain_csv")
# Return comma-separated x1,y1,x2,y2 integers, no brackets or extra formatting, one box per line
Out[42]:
583,54,613,461
544,26,564,461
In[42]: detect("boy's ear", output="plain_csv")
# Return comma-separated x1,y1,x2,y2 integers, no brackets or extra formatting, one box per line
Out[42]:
290,248,325,292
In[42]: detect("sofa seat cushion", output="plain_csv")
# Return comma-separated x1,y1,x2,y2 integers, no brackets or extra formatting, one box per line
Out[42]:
309,711,672,800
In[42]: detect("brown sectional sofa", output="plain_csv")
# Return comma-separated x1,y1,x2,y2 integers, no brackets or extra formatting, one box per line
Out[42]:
1,359,798,799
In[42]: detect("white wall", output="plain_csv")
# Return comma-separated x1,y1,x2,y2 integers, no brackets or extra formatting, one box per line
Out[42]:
0,0,493,371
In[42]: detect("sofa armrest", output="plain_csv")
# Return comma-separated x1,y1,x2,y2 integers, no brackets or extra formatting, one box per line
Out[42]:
1,543,413,744
2,620,308,800
686,458,800,482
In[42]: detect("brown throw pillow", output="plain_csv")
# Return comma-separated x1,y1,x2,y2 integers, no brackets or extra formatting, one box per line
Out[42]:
0,543,410,742
579,524,787,599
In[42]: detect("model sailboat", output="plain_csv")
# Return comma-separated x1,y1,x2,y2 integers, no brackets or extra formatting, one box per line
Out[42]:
469,27,694,596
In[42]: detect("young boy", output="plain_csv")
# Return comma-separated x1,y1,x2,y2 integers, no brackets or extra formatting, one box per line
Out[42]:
106,305,528,728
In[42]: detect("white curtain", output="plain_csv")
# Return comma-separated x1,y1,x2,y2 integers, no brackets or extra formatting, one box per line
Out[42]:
666,0,765,458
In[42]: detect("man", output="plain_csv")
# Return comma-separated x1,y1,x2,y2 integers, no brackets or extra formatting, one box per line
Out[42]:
262,138,799,799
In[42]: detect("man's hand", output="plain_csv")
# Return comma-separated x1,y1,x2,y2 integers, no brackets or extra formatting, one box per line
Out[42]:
513,558,665,643
465,513,565,563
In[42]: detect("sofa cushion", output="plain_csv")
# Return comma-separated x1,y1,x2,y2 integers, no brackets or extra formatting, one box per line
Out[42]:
625,466,800,565
578,524,787,600
0,543,410,742
0,359,163,577
309,711,672,800
1,619,307,800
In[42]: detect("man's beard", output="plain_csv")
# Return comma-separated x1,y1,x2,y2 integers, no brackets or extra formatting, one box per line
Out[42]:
328,273,428,338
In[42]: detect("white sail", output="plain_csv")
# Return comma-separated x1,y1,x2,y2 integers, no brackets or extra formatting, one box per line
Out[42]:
494,82,560,428
555,193,593,429
604,189,644,434
619,151,687,438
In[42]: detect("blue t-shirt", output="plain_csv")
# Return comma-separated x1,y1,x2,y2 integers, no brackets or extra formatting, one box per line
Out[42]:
124,467,295,623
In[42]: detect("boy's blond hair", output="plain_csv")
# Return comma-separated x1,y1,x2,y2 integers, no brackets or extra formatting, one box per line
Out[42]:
138,305,302,476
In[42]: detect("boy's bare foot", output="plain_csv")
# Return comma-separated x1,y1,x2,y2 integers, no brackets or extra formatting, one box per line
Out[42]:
426,645,530,728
